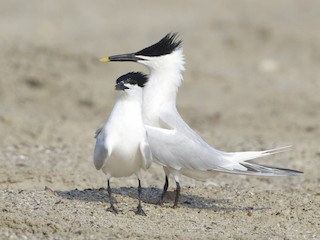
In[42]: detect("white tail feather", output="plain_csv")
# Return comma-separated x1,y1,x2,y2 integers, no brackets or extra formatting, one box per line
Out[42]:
219,146,302,176
227,146,292,163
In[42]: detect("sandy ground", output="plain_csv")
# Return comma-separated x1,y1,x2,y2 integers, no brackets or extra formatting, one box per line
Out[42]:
0,0,320,239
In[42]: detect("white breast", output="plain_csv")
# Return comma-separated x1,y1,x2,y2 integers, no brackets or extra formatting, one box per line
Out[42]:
101,97,146,178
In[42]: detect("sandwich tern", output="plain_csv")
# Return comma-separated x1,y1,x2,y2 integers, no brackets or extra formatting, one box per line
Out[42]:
100,33,302,208
94,72,153,215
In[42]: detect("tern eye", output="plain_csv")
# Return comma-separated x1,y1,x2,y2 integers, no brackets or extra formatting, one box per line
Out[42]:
125,78,137,85
115,72,148,88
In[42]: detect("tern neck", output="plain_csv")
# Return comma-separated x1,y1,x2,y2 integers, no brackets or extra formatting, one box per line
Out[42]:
117,89,143,105
142,49,185,125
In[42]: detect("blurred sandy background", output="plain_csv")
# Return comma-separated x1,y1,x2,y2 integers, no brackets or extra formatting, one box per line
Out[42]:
0,0,319,239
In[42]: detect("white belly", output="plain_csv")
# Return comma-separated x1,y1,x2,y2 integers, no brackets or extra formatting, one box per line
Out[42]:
102,146,142,178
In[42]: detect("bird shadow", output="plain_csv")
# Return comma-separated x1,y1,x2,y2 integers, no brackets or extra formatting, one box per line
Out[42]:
55,187,271,212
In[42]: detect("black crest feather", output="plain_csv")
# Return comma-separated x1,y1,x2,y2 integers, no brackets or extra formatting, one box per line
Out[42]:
135,33,182,57
116,72,148,88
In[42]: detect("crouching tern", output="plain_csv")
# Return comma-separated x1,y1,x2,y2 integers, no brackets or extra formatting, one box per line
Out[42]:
100,33,302,208
94,72,153,215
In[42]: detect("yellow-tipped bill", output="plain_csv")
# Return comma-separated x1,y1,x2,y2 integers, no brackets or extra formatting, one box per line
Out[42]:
100,57,110,62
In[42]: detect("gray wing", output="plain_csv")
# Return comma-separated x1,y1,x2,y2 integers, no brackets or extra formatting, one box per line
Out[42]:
93,127,108,170
147,108,301,177
94,127,103,139
145,125,232,171
139,137,153,170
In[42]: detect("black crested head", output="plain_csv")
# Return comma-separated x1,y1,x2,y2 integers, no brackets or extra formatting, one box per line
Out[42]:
116,72,148,88
135,33,182,57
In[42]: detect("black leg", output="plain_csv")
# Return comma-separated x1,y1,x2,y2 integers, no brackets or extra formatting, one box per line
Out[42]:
159,176,169,205
135,179,146,216
106,180,118,214
173,181,180,208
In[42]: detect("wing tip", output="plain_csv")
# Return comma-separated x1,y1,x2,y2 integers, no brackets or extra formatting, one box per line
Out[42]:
240,161,303,176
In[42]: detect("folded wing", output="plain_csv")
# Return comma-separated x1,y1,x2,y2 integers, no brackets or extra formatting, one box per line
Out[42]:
93,127,108,170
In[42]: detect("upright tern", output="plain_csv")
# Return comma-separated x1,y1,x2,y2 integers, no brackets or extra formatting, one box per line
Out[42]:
94,72,153,215
100,33,302,208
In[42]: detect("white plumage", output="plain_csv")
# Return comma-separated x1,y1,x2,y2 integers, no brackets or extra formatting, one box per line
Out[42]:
94,72,152,214
104,33,302,208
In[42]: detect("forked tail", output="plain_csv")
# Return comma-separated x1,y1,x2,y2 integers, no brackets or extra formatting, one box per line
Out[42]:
223,146,302,176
